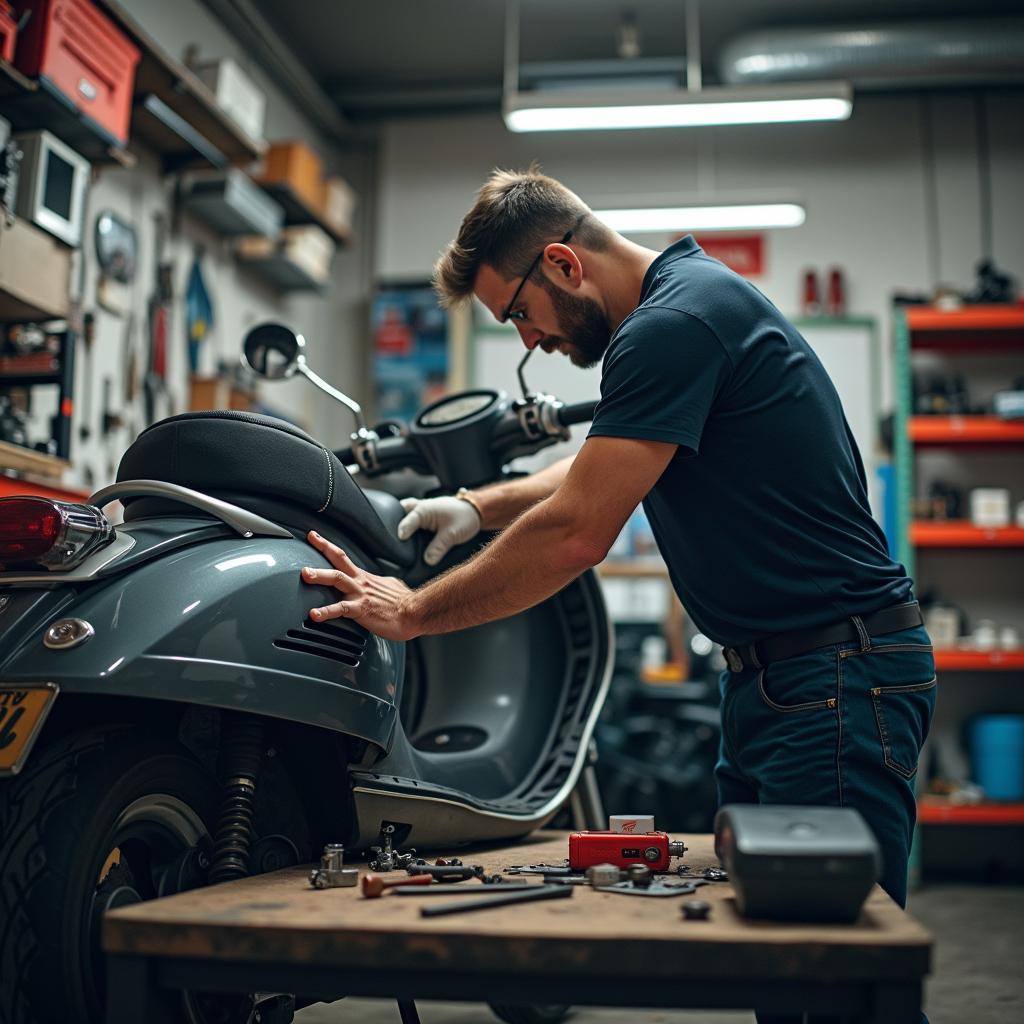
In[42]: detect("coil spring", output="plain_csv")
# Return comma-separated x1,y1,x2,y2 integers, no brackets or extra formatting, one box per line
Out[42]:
208,715,265,884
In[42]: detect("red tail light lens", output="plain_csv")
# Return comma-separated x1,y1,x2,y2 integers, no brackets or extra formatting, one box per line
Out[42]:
0,498,63,563
0,497,114,570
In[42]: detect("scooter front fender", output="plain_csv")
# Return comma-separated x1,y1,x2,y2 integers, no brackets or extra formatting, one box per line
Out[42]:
1,532,402,749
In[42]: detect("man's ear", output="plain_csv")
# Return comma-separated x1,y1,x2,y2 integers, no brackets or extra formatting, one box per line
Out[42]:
545,243,582,284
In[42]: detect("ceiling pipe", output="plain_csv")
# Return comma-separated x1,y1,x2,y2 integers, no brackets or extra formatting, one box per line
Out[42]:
719,18,1024,90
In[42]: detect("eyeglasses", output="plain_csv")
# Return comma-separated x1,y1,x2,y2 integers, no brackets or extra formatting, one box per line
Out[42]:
500,219,582,324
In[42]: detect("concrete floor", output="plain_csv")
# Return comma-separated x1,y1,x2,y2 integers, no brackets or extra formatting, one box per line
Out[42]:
294,884,1024,1024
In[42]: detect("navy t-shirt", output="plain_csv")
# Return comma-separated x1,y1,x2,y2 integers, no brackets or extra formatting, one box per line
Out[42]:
588,235,911,646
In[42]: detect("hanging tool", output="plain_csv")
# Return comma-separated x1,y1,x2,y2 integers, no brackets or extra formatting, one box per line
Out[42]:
144,212,173,426
77,311,95,441
420,883,573,918
185,246,213,375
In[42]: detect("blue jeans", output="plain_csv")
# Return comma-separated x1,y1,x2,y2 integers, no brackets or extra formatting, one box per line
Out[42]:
717,623,937,908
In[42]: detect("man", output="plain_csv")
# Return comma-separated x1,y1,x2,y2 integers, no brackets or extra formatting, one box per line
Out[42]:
301,168,936,913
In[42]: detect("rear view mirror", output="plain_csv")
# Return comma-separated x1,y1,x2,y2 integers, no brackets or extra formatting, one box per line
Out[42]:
241,323,305,379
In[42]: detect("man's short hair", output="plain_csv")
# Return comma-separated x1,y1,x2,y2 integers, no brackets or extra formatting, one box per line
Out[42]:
433,167,613,308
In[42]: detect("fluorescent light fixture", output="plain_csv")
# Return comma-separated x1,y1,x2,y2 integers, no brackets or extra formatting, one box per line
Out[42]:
504,81,852,132
593,203,806,233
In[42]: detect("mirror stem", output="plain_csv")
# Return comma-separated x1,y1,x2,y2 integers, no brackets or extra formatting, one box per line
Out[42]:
298,362,370,434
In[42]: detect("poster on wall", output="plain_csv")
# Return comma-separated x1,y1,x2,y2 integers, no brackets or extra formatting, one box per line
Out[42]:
691,234,765,277
372,283,448,424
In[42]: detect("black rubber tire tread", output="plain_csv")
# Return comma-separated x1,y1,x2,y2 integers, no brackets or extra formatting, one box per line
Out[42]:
0,726,216,1024
489,1005,574,1024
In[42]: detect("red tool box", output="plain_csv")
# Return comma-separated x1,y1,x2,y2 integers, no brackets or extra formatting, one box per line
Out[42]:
568,830,686,873
0,2,17,63
12,0,140,146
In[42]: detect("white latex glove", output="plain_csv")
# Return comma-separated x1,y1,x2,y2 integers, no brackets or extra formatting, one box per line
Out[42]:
397,495,482,566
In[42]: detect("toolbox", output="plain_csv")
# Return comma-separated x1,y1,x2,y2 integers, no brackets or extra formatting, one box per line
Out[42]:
12,0,140,146
714,804,881,923
259,139,323,212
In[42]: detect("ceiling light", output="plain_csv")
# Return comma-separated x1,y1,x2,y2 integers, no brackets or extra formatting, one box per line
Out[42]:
504,82,852,132
593,202,806,233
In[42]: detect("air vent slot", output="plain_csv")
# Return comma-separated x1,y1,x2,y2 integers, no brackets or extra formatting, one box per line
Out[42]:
274,624,364,667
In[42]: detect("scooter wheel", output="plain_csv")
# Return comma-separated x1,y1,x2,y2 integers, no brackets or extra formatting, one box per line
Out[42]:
0,726,220,1024
489,1004,574,1024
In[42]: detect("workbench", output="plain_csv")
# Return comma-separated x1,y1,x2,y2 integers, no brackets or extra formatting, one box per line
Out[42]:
103,832,932,1022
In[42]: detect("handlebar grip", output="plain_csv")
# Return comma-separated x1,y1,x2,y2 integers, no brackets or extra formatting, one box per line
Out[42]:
557,400,598,427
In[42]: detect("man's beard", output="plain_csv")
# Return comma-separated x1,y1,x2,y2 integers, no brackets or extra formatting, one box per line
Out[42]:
543,281,612,369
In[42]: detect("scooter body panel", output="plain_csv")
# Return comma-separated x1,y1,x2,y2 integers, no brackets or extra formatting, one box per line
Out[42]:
0,521,402,749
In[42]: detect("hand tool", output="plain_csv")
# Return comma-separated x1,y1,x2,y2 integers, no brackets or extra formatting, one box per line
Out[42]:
144,212,173,427
395,882,537,896
420,883,573,918
406,863,483,882
361,873,434,898
308,843,358,889
594,879,708,899
569,829,686,872
77,311,95,441
505,863,576,876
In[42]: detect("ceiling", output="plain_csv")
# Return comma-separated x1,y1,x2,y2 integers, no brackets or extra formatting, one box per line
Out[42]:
248,0,1024,121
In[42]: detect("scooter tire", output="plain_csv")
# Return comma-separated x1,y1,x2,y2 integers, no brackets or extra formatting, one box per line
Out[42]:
489,1004,574,1024
0,726,220,1024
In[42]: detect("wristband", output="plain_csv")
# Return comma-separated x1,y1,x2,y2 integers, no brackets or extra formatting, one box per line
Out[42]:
455,487,483,524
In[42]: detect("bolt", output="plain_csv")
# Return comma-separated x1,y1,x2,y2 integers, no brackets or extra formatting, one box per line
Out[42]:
681,899,712,921
626,864,653,889
361,873,434,898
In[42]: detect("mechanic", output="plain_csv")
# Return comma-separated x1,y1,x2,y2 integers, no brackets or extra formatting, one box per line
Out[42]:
301,167,936,917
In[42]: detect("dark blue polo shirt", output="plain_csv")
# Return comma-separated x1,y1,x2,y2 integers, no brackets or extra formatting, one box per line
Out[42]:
588,235,911,646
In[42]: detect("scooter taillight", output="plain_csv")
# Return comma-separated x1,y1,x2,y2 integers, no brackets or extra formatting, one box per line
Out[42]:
0,497,114,571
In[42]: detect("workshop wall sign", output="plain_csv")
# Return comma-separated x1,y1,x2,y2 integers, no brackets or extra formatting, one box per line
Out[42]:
693,234,765,278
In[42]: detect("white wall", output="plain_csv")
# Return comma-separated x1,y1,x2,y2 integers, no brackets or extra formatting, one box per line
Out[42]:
374,90,1024,412
62,0,375,490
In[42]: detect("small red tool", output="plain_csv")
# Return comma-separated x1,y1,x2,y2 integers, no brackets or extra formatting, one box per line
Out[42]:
568,830,686,873
361,873,434,899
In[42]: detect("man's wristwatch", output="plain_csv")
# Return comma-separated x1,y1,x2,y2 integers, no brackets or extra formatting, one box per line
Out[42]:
455,487,483,524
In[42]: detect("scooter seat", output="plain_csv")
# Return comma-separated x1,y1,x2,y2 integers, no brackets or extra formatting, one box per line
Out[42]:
117,410,416,568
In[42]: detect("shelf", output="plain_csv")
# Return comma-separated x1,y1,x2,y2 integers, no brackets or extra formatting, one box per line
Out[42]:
935,649,1024,671
0,441,70,484
0,59,135,168
906,305,1024,333
0,216,72,322
908,416,1024,445
94,0,266,170
918,800,1024,825
911,521,1024,547
259,181,350,244
597,560,669,578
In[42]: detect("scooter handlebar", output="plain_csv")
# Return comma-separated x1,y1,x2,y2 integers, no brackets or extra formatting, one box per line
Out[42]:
557,400,598,427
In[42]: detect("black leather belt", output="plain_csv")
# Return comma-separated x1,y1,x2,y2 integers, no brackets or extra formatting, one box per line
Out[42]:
722,602,924,673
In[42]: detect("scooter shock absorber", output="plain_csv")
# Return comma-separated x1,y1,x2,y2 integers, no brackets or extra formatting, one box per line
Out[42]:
208,714,265,883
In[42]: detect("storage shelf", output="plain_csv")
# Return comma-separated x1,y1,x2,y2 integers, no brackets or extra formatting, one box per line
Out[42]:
94,0,266,169
259,181,349,244
908,417,1024,445
911,521,1024,547
918,800,1024,825
906,305,1024,333
934,649,1024,671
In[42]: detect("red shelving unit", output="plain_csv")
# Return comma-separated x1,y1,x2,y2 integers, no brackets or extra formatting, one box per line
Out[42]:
909,417,1024,445
906,305,1024,351
934,650,1024,671
918,800,1024,825
911,521,1024,547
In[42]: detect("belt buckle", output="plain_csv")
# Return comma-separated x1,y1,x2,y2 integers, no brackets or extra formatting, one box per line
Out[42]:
724,648,744,673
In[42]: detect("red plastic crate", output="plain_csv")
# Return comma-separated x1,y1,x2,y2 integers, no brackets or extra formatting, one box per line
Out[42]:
12,0,140,145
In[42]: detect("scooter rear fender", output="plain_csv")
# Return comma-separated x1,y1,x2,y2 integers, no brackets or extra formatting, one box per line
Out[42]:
0,523,402,750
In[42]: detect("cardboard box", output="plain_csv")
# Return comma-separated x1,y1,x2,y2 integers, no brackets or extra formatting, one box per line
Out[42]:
0,214,71,320
260,140,323,212
281,224,335,284
193,57,267,144
319,176,355,238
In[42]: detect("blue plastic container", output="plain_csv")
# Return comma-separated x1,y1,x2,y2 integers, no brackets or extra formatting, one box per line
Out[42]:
969,715,1024,801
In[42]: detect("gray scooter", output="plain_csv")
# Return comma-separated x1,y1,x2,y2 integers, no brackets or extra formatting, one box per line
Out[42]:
0,323,611,1024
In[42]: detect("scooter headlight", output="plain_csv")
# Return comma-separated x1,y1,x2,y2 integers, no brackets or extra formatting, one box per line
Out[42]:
0,497,115,571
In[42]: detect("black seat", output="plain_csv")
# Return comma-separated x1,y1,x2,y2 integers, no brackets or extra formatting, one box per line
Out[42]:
117,411,416,568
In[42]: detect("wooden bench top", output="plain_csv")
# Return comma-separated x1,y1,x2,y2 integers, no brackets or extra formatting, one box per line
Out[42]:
103,832,932,982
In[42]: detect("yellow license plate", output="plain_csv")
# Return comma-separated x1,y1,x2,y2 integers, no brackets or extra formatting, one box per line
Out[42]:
0,683,59,775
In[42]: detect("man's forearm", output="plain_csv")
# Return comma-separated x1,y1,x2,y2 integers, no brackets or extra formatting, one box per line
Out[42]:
470,455,575,529
402,489,601,637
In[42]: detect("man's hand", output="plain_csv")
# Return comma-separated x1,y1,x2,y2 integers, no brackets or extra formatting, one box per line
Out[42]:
302,531,420,641
397,495,481,566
